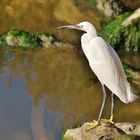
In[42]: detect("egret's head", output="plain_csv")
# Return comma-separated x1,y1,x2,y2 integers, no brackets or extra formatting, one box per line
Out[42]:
58,21,96,34
77,21,96,32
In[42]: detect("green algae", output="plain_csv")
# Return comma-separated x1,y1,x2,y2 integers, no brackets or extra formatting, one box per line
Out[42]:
101,12,140,51
0,29,63,49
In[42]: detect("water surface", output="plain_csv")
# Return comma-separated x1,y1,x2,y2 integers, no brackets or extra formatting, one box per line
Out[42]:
0,47,139,140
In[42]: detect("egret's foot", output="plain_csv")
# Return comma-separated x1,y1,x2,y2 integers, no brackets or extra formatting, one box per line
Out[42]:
84,120,99,131
109,115,114,124
100,118,114,125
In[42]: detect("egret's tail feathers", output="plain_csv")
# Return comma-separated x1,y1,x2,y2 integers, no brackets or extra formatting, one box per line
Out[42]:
126,86,138,103
128,92,138,103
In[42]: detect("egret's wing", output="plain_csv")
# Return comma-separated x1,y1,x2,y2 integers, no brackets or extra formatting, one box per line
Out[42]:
86,37,130,103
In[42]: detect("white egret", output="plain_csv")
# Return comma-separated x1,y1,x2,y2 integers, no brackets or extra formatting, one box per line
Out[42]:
58,21,137,122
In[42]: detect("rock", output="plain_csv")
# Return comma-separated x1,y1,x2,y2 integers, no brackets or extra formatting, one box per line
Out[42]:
122,8,140,26
64,128,83,140
96,0,127,17
63,120,140,140
115,122,140,136
38,33,63,48
0,29,63,49
6,35,18,46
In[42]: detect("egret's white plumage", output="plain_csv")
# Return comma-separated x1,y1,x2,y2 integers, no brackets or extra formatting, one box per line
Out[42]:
58,21,137,121
82,35,135,103
77,21,137,103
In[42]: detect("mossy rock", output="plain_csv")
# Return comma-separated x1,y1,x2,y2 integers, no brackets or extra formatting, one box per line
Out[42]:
0,29,63,49
101,12,140,51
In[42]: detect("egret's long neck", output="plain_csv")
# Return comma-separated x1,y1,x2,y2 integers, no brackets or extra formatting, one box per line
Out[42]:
81,28,98,57
81,29,98,46
87,27,98,38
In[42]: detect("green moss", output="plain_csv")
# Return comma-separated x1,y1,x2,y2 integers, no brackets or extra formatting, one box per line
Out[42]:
0,29,63,49
123,23,140,51
0,34,7,47
101,12,140,51
0,29,41,49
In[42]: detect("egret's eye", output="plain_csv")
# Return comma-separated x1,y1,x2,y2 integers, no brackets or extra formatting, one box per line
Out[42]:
80,25,83,28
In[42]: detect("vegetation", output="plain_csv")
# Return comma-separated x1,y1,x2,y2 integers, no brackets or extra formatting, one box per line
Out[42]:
0,29,63,49
101,11,140,51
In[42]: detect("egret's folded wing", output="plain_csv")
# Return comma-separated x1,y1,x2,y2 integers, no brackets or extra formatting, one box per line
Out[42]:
87,37,130,103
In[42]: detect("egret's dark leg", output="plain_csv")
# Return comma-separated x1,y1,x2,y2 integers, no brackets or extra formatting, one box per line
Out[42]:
98,84,107,121
110,93,115,121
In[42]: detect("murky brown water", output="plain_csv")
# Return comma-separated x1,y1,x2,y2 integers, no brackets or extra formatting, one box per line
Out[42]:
0,47,139,140
0,0,140,140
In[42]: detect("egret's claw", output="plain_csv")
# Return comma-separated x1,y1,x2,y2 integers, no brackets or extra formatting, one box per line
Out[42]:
100,118,114,125
84,120,99,131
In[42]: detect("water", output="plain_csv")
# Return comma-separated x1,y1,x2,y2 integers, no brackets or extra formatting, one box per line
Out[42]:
0,0,140,140
0,47,139,140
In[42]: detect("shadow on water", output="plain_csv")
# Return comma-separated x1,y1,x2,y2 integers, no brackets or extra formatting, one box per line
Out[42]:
0,47,139,140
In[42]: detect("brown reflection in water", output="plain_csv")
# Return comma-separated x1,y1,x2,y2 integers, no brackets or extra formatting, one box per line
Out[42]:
31,98,52,140
2,47,140,125
5,47,101,123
